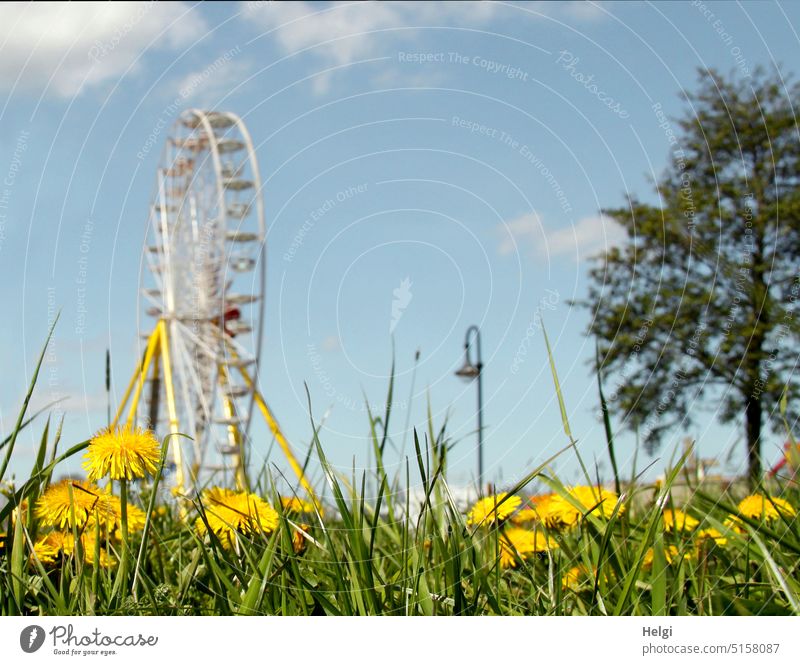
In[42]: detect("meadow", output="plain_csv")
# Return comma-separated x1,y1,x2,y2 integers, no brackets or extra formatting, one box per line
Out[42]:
1,327,798,616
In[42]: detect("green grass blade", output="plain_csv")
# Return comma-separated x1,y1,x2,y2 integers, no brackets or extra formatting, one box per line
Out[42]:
0,314,59,484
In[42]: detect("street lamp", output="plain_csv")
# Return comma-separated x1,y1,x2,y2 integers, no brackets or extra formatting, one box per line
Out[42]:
455,325,484,488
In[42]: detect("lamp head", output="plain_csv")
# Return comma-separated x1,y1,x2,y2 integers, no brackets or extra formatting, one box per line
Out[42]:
454,360,480,380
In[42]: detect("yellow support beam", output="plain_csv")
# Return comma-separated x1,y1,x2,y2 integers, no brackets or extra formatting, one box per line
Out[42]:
110,322,315,510
157,319,186,492
235,360,321,511
219,363,247,491
112,326,161,428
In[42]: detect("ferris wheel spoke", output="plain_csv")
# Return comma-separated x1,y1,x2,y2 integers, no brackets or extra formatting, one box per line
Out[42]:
156,171,177,314
220,331,260,372
174,320,224,364
173,322,227,413
167,325,200,445
170,324,212,469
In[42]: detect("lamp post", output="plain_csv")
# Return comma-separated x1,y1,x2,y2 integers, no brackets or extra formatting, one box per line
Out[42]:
454,325,484,488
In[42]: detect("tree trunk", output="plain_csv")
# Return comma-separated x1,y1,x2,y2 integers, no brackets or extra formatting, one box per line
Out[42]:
745,397,762,488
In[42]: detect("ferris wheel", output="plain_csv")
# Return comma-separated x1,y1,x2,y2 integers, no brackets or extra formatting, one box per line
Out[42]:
114,109,317,503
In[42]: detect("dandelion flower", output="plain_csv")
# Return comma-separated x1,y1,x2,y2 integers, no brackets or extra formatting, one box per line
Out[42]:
538,496,580,528
97,494,146,536
280,496,315,514
11,499,29,526
696,527,727,547
61,532,117,568
737,494,795,522
561,565,609,590
83,425,161,481
30,532,79,565
35,480,114,529
31,531,116,568
570,486,622,518
723,516,745,535
31,532,64,565
543,486,622,528
530,494,573,529
512,494,557,525
562,566,586,590
511,508,538,524
467,493,522,527
663,509,699,532
498,527,556,568
292,524,311,554
80,534,117,569
196,487,279,550
643,545,691,569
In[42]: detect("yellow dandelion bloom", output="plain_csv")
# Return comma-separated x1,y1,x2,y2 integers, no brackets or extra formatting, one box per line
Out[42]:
280,496,315,514
512,494,557,524
562,566,585,590
35,480,114,529
150,505,169,519
542,486,622,528
570,486,622,518
292,524,311,554
96,493,147,536
663,509,699,532
723,516,746,534
498,527,556,568
83,425,161,481
543,495,582,528
696,527,727,547
30,531,116,568
467,493,522,527
511,508,538,524
196,487,279,549
529,494,573,529
31,532,63,565
643,545,691,569
83,536,117,569
11,498,29,526
561,565,612,590
737,494,796,522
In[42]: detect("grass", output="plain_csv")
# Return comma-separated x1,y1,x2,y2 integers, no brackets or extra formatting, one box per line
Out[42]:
0,326,798,616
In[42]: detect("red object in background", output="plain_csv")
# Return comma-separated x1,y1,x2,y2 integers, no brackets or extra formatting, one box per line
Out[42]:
224,307,241,336
211,306,241,337
769,440,799,477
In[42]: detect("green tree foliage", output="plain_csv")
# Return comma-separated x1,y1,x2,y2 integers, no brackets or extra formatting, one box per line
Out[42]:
580,68,800,486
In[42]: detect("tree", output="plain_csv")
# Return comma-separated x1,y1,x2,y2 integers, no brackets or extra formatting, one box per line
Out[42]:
580,68,800,486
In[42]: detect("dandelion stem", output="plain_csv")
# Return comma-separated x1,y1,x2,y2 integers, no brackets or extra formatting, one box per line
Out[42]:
119,478,129,592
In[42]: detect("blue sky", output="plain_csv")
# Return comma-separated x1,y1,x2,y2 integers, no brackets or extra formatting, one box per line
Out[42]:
1,1,798,494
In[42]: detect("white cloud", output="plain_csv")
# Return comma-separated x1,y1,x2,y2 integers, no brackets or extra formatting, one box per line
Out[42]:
0,2,206,98
497,211,546,256
177,53,252,107
241,1,604,94
244,2,404,66
561,1,607,21
497,212,625,261
241,2,460,94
